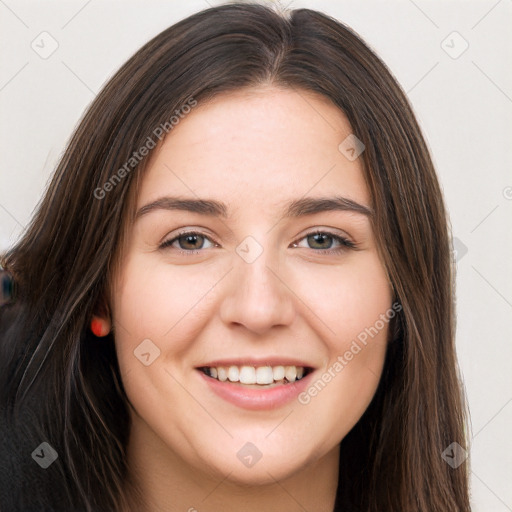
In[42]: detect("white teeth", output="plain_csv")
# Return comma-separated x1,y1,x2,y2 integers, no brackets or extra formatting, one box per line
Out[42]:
239,366,256,384
272,365,285,381
285,366,297,383
217,367,227,382
256,366,274,385
205,365,307,384
227,366,239,382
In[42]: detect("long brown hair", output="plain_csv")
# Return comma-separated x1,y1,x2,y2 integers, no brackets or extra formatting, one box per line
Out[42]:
0,3,470,511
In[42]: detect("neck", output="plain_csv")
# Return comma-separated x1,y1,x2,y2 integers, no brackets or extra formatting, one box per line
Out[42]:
122,416,339,512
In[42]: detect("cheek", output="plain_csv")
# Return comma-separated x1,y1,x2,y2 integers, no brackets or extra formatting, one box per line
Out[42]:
113,253,200,334
111,252,228,369
292,253,392,432
110,253,217,432
299,252,392,348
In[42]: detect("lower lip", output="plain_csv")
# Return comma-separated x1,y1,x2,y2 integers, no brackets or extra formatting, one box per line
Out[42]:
198,370,314,410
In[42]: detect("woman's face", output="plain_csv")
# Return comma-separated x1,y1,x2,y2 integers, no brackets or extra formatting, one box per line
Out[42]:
110,86,393,485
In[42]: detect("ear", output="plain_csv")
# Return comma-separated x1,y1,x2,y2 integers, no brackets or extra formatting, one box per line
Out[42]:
90,314,111,337
90,294,112,337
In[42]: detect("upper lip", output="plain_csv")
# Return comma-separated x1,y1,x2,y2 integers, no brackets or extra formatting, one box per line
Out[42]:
197,358,314,369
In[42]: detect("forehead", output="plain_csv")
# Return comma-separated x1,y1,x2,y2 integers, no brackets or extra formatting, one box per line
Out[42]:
136,86,370,216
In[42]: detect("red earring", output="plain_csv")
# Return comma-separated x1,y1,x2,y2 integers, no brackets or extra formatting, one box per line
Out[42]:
90,318,106,337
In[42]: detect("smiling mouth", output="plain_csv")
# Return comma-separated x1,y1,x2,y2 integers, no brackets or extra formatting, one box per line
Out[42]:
199,365,312,386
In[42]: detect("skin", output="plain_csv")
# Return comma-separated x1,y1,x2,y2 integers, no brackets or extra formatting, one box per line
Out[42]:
105,85,393,512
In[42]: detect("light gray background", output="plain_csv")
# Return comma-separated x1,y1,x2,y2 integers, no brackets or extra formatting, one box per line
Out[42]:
1,0,511,510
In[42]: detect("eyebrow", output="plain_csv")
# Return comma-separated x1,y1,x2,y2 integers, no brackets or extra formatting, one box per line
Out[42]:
135,195,373,220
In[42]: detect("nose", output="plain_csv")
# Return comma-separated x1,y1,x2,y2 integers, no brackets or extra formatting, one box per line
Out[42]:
219,250,296,336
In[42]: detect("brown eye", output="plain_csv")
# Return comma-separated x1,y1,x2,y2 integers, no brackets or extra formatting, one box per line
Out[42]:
177,233,206,250
307,232,335,249
293,230,356,254
159,231,216,253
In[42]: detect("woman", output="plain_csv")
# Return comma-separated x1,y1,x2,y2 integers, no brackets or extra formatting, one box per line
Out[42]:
0,3,470,511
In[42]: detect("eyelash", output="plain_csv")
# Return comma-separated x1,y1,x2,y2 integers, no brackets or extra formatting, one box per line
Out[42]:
159,229,357,256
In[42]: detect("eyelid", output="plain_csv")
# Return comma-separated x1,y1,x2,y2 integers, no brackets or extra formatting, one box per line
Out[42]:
293,226,356,246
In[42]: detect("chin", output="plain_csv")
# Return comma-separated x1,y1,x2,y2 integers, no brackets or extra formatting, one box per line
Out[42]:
211,458,305,487
191,437,321,487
